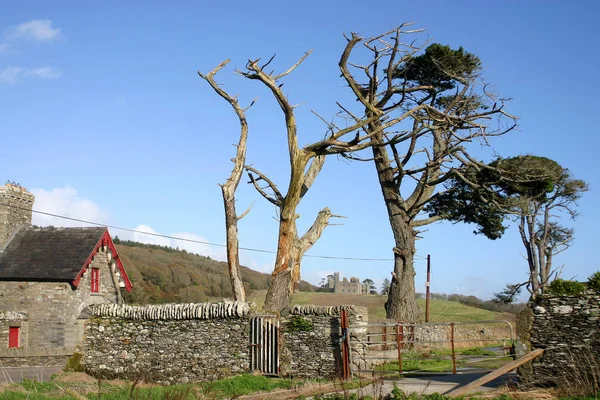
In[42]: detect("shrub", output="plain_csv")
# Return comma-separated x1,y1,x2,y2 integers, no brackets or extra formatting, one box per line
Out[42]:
286,316,314,332
64,351,83,372
547,279,586,296
587,271,600,291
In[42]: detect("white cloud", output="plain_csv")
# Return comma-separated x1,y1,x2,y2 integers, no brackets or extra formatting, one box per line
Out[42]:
247,261,273,274
26,66,61,79
0,66,23,84
30,186,110,227
123,225,227,261
0,66,61,84
28,186,261,271
8,20,61,42
128,224,170,247
302,269,335,286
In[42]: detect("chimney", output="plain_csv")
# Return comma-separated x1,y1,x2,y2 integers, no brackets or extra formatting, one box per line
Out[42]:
0,182,35,249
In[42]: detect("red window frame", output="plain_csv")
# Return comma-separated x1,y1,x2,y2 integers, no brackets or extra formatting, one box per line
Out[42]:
8,327,19,348
91,268,100,293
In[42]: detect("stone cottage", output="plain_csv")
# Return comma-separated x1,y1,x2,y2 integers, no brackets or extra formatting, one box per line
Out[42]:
0,183,132,364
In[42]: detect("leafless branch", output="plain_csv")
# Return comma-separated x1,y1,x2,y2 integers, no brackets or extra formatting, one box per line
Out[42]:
301,155,325,198
237,201,255,221
245,165,284,206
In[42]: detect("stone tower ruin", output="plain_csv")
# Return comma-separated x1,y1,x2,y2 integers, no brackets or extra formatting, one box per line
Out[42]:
0,182,35,249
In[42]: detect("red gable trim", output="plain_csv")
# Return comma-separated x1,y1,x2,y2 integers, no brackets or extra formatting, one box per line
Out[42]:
72,229,133,292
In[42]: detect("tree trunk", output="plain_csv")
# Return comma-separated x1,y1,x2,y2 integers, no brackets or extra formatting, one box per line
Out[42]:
369,136,421,322
263,205,333,312
198,62,249,303
222,186,246,301
385,220,420,322
263,213,298,312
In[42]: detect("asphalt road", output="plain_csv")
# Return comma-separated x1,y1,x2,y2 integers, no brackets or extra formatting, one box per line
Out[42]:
352,370,517,397
0,366,63,384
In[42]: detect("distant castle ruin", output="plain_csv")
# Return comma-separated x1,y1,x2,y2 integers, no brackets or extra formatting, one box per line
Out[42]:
326,272,370,295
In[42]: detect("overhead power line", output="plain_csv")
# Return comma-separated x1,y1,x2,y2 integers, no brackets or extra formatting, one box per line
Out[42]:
0,202,427,262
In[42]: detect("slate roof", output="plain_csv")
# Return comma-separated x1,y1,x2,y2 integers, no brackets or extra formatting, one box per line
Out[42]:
0,227,106,281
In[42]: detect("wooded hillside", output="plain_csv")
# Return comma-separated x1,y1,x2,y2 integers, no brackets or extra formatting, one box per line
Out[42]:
115,240,315,304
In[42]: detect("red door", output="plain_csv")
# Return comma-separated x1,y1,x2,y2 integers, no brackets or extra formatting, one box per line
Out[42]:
8,327,19,348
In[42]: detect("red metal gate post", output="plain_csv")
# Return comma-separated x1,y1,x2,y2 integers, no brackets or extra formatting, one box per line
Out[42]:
395,323,403,374
340,309,351,380
425,254,431,322
450,323,457,374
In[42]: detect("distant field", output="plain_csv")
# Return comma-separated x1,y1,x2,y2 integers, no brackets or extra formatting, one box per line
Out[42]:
247,290,514,322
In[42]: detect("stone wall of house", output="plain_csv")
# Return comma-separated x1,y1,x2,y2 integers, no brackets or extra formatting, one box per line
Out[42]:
0,311,73,367
0,247,120,357
0,348,74,367
0,183,34,249
82,302,369,384
517,290,600,387
0,311,28,349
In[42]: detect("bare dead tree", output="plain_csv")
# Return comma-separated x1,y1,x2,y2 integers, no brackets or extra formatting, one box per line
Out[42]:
336,25,517,321
236,53,380,312
198,60,255,301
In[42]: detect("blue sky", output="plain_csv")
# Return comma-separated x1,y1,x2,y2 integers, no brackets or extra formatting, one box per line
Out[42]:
1,1,598,300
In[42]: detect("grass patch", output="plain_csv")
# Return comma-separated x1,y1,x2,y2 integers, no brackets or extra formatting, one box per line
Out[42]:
202,374,293,397
464,356,513,370
84,374,294,399
0,373,314,399
86,383,199,399
375,350,455,373
374,345,513,374
460,347,497,356
248,291,510,323
0,392,73,400
0,378,74,399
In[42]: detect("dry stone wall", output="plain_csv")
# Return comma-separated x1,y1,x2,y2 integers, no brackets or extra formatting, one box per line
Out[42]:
82,302,252,384
280,305,367,378
82,302,369,384
517,290,600,387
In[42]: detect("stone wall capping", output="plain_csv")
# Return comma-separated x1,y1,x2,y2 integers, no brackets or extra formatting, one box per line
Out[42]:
92,301,253,320
289,304,362,316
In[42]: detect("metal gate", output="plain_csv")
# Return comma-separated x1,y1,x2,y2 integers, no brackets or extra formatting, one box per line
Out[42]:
250,315,279,376
347,320,516,376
